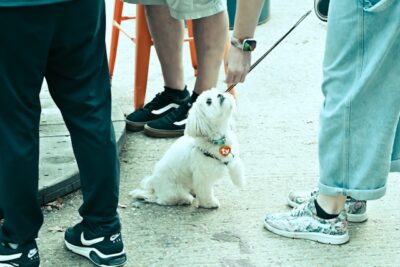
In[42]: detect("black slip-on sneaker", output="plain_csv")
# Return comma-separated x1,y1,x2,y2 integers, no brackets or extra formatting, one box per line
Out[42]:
144,101,192,138
126,88,190,132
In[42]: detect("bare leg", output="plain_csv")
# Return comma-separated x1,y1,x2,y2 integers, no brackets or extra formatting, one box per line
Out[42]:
192,11,228,94
145,5,185,90
317,194,346,214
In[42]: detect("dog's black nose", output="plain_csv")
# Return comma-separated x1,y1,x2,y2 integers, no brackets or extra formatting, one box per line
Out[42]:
218,94,225,104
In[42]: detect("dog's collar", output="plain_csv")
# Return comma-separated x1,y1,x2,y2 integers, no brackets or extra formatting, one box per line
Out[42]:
197,147,233,165
211,136,226,145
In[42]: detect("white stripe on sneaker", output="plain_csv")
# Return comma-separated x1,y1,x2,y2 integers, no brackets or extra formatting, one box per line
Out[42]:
173,118,187,126
151,103,180,115
0,253,22,262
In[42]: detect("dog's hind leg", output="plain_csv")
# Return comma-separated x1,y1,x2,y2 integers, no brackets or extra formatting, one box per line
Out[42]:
228,157,246,187
152,186,194,206
129,188,157,203
129,176,158,202
192,173,220,209
176,191,194,205
130,188,178,206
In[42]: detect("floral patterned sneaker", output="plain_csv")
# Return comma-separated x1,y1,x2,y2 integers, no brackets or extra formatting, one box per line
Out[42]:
287,190,368,223
264,198,349,245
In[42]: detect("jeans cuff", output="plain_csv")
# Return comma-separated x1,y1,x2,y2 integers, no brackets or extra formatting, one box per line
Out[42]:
318,181,387,201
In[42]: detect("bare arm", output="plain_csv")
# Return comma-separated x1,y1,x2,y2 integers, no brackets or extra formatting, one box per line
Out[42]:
225,0,264,84
233,0,264,39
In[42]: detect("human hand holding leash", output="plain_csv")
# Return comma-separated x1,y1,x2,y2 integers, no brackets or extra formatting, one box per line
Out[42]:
226,10,312,92
225,0,264,85
225,47,251,84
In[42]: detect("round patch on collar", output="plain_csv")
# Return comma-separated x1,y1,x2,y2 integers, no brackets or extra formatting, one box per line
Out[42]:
219,145,231,157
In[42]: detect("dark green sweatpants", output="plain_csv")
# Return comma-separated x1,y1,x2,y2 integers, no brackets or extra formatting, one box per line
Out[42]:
0,0,121,245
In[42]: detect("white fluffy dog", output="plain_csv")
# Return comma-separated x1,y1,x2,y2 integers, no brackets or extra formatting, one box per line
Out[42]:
130,88,245,208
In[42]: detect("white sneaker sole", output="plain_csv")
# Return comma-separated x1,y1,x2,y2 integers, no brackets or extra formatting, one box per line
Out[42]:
346,212,368,223
264,220,349,245
64,240,125,267
287,197,368,223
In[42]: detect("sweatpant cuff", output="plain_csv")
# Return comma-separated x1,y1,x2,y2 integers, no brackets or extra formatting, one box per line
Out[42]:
318,182,386,201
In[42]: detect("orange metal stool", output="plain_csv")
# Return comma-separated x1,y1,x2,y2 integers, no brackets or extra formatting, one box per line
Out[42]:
109,1,232,110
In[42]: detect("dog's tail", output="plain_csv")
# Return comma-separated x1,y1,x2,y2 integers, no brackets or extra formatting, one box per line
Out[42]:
129,176,157,202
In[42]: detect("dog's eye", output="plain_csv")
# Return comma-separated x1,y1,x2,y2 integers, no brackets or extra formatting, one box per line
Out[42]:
206,98,212,106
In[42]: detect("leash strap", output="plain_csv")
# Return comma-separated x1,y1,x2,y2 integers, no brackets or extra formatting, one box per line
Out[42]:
226,10,312,93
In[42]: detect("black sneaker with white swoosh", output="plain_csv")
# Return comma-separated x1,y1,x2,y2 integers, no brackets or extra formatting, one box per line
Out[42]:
64,223,126,267
0,240,40,267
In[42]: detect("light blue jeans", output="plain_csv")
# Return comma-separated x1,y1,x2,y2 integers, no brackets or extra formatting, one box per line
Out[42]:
318,0,400,200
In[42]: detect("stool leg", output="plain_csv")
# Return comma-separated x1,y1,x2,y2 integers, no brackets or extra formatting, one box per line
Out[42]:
187,20,198,77
134,5,152,109
109,0,124,80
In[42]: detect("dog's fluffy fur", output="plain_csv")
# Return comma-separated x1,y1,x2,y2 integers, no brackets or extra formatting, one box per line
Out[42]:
130,88,245,208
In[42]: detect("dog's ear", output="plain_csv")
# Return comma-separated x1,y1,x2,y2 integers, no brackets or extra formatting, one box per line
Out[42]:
185,103,208,137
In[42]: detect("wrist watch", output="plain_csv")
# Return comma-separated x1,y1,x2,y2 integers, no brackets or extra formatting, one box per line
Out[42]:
231,37,257,52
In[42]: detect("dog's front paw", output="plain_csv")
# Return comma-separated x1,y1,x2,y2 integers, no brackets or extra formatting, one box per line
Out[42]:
228,158,245,187
195,197,220,209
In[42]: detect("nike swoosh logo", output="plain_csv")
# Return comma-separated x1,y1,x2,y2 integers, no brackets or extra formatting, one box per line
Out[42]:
110,233,120,242
151,103,180,115
80,233,105,246
0,253,22,262
27,248,38,259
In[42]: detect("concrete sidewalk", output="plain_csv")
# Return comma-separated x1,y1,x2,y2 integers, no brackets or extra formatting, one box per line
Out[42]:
36,0,400,266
